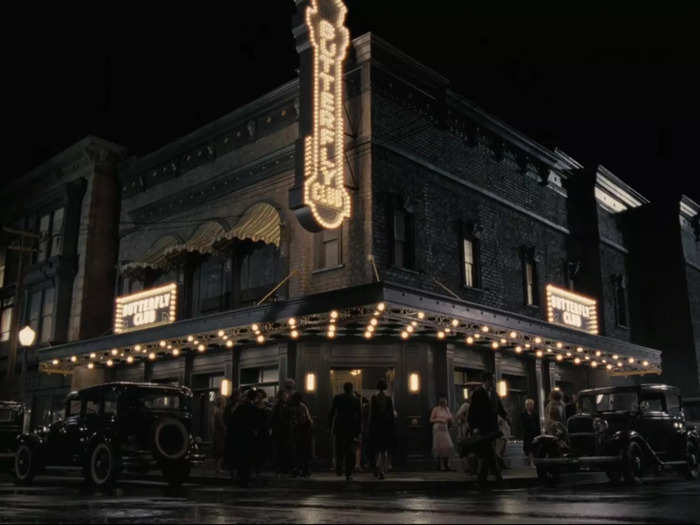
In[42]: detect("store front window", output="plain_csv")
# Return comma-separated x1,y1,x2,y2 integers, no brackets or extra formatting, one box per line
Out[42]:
240,366,279,399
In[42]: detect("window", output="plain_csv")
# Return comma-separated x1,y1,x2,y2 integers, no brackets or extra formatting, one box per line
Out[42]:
199,256,227,313
454,367,483,404
238,242,277,304
639,394,665,413
27,288,55,344
67,399,81,418
391,203,415,269
462,238,479,287
613,275,629,327
36,208,64,263
521,248,539,306
1,307,12,342
239,366,279,399
667,395,682,417
316,229,341,269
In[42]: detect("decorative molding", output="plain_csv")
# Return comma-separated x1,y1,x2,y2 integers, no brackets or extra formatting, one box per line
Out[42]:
595,167,648,212
128,146,295,225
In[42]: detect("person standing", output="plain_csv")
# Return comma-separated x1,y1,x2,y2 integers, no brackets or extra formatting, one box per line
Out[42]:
521,398,540,468
223,389,241,476
467,372,509,486
289,391,313,478
455,397,475,474
329,382,362,481
369,379,395,480
253,390,271,478
231,389,259,487
210,396,227,474
430,395,454,471
544,389,566,435
270,389,292,477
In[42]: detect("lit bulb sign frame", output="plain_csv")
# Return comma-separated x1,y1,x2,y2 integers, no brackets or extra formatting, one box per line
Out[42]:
290,0,351,232
114,282,177,333
546,284,598,335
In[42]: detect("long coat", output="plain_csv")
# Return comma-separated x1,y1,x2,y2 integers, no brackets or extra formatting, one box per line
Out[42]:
369,392,395,453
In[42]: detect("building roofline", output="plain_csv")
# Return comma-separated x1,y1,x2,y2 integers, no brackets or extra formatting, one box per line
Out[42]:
596,165,649,209
681,194,699,219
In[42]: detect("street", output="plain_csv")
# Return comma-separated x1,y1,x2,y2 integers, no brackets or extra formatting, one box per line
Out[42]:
0,474,698,523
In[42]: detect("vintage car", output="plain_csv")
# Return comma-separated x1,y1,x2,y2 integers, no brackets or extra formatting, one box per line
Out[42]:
684,396,700,430
14,382,204,487
0,401,25,457
533,384,699,484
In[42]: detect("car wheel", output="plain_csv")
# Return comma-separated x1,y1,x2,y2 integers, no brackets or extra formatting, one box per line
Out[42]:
87,442,117,489
162,462,191,487
623,442,644,484
535,444,560,485
14,444,37,485
685,441,699,480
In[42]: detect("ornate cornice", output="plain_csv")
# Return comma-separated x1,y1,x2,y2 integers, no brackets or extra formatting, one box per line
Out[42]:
128,146,295,225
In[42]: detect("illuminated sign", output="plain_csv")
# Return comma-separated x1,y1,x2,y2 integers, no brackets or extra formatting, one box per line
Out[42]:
291,0,351,231
546,284,598,335
114,283,177,333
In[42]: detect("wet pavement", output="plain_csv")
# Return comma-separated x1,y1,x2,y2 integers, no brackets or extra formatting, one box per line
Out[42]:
0,473,698,523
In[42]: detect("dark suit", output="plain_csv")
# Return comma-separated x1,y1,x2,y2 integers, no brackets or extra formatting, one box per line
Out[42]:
329,392,361,476
467,385,508,483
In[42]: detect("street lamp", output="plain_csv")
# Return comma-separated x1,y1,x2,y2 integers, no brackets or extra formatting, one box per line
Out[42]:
18,325,36,347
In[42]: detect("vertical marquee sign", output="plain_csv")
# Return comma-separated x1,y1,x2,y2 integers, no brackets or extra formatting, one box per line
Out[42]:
545,284,599,335
290,0,351,231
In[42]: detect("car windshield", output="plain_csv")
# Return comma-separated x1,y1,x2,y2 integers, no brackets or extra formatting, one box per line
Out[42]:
579,392,639,413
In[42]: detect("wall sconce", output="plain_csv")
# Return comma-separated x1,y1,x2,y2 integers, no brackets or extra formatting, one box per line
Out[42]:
497,380,508,398
220,379,232,398
463,387,469,400
305,372,316,393
18,325,36,347
408,372,420,393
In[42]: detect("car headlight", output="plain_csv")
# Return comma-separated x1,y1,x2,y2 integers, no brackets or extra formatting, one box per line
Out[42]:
593,417,608,433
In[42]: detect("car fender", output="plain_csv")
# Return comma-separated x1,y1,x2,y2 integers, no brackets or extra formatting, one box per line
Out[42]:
532,434,561,452
81,432,118,465
610,429,661,465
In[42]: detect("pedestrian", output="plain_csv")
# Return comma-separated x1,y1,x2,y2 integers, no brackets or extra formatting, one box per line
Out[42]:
430,394,454,471
223,388,241,476
253,390,271,478
369,378,395,480
467,371,509,486
289,391,313,478
210,395,227,474
329,382,362,481
494,414,510,470
521,398,539,468
270,389,292,477
360,396,371,470
564,392,577,420
230,388,259,487
544,389,566,435
455,397,476,474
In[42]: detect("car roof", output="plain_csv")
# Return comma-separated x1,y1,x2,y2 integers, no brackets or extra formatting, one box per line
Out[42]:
578,384,679,396
71,382,191,397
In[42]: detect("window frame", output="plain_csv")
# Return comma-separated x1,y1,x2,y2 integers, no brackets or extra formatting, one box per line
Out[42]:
25,286,56,344
613,274,629,328
388,196,415,270
34,207,65,263
459,223,481,289
521,248,539,307
315,227,342,270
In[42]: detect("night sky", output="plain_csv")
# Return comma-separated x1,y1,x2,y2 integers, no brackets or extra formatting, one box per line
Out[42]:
6,2,699,202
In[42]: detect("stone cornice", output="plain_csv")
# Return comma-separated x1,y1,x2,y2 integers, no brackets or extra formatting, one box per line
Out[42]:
595,166,648,212
127,145,295,225
120,80,300,197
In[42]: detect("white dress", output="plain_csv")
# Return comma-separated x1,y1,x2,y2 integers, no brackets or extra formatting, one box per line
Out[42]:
431,406,454,458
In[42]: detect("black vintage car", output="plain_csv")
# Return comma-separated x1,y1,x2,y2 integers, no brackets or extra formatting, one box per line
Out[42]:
14,382,204,487
534,384,700,483
0,401,25,457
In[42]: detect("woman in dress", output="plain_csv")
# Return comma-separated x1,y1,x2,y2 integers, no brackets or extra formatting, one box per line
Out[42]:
430,394,454,471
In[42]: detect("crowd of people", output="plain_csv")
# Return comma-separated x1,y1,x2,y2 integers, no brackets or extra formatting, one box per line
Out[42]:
208,372,578,487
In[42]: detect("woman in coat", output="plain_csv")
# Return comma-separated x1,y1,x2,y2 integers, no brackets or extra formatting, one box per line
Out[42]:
430,394,454,471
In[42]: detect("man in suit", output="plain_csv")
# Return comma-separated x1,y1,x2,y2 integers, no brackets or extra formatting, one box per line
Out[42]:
468,371,510,486
329,382,362,480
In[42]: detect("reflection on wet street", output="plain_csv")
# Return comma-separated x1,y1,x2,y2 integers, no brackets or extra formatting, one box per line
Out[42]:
0,475,698,523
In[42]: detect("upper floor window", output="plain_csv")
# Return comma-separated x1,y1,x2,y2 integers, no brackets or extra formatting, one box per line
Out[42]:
198,256,229,314
390,200,415,270
521,248,539,306
613,274,629,327
36,208,64,263
316,228,341,269
238,242,278,306
27,287,55,344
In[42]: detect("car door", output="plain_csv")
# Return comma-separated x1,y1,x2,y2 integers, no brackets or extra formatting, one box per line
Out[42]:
666,393,686,460
638,391,672,459
49,395,81,465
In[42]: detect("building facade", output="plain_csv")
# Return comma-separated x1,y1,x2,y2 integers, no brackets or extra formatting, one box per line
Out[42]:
0,137,125,427
15,28,673,467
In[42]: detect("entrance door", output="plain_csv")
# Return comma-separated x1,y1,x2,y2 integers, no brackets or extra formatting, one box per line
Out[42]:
502,374,528,440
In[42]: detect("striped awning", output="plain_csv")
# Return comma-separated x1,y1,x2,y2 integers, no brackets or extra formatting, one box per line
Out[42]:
121,203,280,273
222,202,280,247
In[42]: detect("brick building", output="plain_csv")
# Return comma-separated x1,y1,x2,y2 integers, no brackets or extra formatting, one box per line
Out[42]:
24,25,674,466
0,137,125,427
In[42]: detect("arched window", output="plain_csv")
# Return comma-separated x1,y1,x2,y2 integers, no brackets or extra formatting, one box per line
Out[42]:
236,240,279,307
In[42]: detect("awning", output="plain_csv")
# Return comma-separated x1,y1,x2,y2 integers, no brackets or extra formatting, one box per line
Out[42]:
121,203,280,273
38,281,663,378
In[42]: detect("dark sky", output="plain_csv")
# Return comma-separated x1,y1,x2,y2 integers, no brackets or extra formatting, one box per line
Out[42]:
6,2,699,202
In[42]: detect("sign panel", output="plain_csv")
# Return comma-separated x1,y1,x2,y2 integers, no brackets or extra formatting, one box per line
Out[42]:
114,283,177,333
291,0,351,231
545,284,598,335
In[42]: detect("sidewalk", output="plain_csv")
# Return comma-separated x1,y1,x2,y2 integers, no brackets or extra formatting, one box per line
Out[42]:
179,461,540,491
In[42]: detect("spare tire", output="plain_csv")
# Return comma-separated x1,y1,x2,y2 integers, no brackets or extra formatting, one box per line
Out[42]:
153,417,189,460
